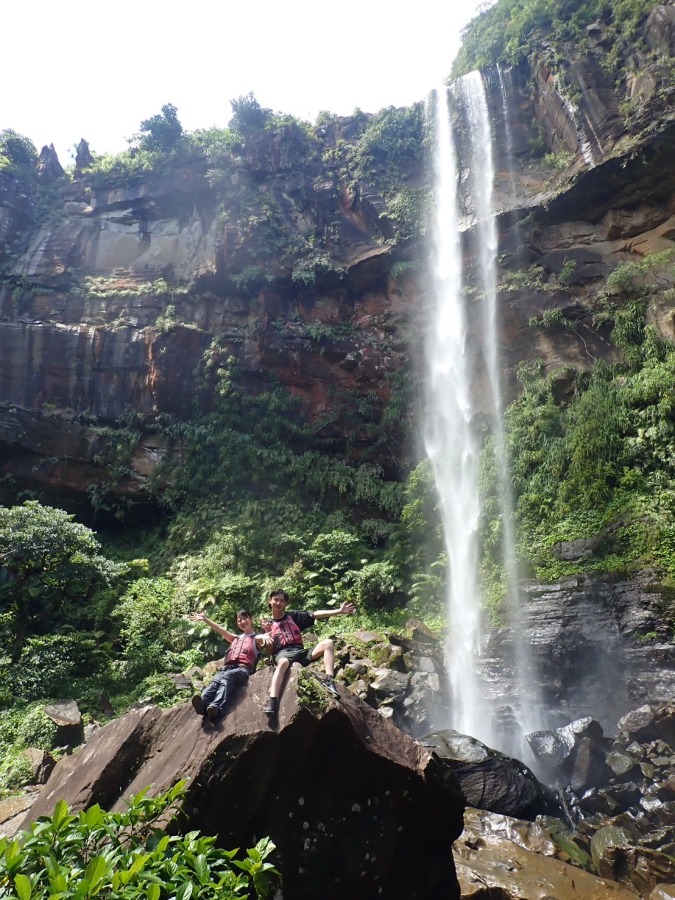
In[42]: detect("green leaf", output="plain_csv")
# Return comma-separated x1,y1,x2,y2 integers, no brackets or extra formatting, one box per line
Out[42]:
14,874,32,900
175,882,194,900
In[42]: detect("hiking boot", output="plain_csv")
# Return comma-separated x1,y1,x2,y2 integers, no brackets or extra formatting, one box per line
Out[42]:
264,697,278,717
324,676,339,699
206,705,219,722
191,694,206,716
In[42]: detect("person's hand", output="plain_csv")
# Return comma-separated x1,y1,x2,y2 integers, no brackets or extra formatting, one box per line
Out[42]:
339,601,356,615
188,611,207,622
260,633,275,649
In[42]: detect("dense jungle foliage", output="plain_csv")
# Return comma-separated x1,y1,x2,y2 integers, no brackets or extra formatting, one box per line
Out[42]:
480,249,675,608
452,0,664,77
2,66,675,828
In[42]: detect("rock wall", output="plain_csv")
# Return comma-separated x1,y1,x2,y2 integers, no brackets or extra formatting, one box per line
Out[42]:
2,15,675,507
481,571,675,737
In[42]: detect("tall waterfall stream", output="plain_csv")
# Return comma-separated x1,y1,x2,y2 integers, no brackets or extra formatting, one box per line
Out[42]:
425,72,540,755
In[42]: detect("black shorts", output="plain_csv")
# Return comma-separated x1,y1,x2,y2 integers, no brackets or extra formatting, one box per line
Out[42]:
274,646,314,667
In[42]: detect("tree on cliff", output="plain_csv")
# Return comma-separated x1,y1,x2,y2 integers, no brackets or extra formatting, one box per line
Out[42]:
228,92,271,134
135,103,184,153
0,129,37,172
0,501,126,657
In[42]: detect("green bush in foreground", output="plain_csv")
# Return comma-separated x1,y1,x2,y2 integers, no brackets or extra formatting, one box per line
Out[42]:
0,782,280,899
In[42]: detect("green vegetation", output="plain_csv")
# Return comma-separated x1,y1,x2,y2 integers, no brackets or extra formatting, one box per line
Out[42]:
480,250,675,592
136,103,184,153
0,782,280,899
0,131,38,175
452,0,662,77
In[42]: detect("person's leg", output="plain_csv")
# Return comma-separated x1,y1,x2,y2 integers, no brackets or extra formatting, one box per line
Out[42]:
309,638,335,675
211,668,248,717
265,656,290,716
309,640,339,697
193,675,221,715
202,675,222,707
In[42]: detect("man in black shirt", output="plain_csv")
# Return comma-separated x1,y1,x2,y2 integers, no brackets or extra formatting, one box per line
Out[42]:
261,589,355,717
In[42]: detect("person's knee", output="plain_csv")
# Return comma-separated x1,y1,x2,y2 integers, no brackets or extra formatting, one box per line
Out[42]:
277,657,290,672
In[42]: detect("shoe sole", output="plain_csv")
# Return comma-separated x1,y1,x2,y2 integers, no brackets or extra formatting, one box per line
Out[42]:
206,706,219,721
192,695,206,716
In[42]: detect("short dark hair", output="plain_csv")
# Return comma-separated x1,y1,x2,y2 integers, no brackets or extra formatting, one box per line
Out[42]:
236,609,252,619
268,589,289,603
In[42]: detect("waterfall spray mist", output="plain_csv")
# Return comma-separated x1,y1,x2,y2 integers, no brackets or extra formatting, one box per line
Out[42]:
425,72,540,754
424,85,489,745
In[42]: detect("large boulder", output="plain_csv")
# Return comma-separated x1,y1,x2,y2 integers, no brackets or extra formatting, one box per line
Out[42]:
20,666,464,900
423,729,555,820
455,807,638,899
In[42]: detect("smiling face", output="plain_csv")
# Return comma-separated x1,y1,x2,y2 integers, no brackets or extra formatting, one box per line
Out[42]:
268,592,288,620
236,611,254,634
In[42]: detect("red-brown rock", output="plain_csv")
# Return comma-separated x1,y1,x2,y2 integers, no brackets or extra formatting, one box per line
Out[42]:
21,667,465,900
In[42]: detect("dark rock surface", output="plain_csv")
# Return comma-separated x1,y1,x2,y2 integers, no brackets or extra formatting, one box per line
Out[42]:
481,572,675,735
20,666,464,900
422,728,555,820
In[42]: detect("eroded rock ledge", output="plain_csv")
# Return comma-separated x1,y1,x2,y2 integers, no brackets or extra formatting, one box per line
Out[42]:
18,666,464,900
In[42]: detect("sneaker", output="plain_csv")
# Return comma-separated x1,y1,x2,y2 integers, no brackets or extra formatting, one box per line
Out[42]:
192,695,206,716
324,676,339,698
206,705,219,722
264,697,278,717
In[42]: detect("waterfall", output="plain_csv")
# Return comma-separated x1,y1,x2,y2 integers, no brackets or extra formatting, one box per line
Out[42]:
425,70,540,754
424,80,487,745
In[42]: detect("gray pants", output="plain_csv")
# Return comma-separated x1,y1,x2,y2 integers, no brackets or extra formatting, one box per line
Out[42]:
201,666,250,716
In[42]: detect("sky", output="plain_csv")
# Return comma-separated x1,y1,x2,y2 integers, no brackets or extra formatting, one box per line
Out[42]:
4,1,483,166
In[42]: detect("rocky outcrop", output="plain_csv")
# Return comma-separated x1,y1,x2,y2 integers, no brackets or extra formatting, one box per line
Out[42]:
524,704,675,896
19,665,465,900
423,728,555,819
455,807,638,899
480,571,675,735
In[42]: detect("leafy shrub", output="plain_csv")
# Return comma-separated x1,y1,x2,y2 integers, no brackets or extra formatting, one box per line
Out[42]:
113,577,188,679
8,633,102,703
0,749,33,800
15,706,58,751
0,782,280,898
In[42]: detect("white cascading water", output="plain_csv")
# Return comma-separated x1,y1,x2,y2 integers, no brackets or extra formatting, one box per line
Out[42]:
426,71,539,752
424,81,488,746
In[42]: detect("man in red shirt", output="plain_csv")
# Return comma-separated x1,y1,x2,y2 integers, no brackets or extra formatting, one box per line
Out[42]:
261,589,356,718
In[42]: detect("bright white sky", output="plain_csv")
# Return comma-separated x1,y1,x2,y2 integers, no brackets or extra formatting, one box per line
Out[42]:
4,1,482,165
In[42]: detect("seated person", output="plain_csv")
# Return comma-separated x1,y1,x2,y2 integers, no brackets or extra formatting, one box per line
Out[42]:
189,609,264,721
261,589,356,717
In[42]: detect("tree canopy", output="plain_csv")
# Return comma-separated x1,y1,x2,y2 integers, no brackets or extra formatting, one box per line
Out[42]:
136,103,184,153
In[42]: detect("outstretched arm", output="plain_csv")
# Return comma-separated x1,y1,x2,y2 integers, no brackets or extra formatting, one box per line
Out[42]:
188,611,235,643
312,601,356,620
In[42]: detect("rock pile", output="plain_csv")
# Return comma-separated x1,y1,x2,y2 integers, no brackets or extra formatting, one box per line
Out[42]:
526,702,675,895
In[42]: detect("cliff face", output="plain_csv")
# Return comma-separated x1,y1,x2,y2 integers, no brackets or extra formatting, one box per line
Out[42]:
1,6,674,511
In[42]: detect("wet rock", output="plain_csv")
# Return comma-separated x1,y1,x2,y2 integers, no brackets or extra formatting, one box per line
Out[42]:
19,667,464,900
591,825,634,879
528,716,605,782
570,736,610,793
650,885,675,900
607,750,640,779
424,729,555,820
455,808,637,899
